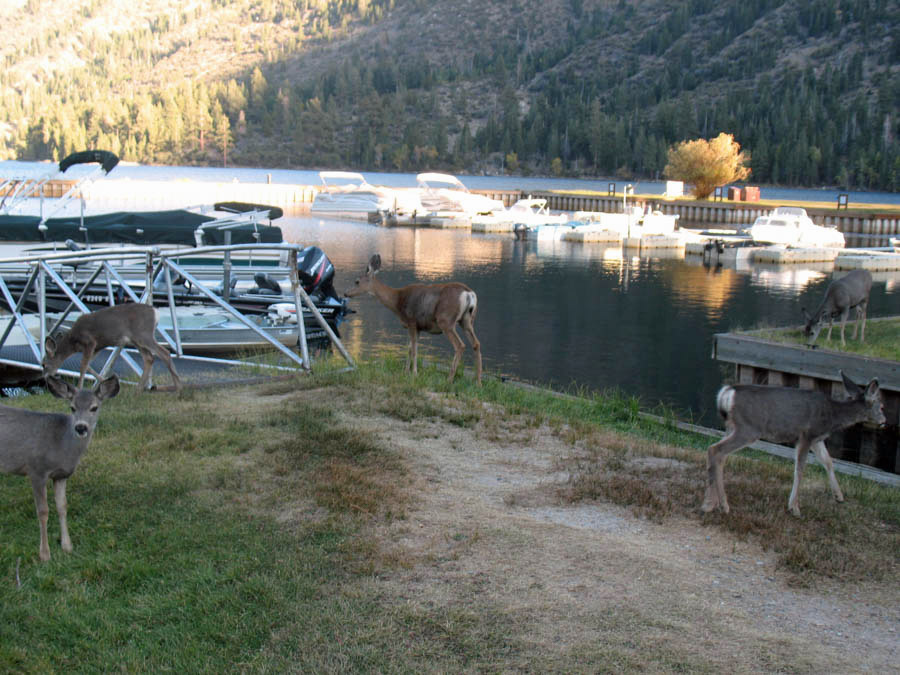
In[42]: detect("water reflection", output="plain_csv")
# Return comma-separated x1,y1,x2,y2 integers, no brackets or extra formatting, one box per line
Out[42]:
280,216,899,427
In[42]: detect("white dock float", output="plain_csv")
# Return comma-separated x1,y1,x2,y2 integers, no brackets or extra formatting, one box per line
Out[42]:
427,216,471,229
623,235,685,249
751,246,840,264
835,250,900,271
563,229,622,243
471,220,515,233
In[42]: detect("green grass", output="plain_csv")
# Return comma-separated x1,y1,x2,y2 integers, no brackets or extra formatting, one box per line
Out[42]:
0,356,897,670
746,317,900,362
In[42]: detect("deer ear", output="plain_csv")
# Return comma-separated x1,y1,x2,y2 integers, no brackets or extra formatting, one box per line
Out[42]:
96,374,120,401
370,254,382,272
46,375,76,401
865,379,880,398
44,335,57,356
840,370,862,397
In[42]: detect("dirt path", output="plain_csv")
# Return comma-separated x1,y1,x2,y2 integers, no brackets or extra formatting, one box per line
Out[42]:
343,404,899,672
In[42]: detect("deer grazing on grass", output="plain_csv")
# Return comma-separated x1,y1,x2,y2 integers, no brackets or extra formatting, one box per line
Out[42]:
802,269,872,347
0,375,119,561
701,371,884,517
345,254,482,385
42,303,181,393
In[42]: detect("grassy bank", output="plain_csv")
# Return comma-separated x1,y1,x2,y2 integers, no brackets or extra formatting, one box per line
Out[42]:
1,357,898,671
745,317,900,362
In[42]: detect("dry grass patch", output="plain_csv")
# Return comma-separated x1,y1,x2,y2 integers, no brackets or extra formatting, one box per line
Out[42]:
553,423,899,584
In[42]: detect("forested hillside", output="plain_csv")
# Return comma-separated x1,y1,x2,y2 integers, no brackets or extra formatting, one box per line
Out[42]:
3,0,898,190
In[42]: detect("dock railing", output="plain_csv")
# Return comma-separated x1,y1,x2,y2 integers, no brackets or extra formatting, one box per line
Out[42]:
0,243,355,388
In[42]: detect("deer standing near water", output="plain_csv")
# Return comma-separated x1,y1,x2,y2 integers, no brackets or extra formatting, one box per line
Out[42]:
0,375,119,561
42,303,181,393
701,371,884,517
802,269,872,347
345,254,482,385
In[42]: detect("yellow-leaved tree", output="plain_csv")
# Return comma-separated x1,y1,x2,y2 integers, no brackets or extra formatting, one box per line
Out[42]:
663,133,751,199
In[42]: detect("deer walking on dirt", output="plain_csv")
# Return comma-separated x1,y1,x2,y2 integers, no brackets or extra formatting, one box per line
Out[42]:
701,371,884,517
0,375,119,561
345,254,482,385
802,269,872,347
42,303,181,392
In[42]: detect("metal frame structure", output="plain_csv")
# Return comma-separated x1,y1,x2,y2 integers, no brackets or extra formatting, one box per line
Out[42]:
0,242,355,387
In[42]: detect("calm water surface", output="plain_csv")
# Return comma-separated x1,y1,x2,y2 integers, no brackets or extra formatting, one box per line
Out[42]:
281,216,900,427
3,160,897,424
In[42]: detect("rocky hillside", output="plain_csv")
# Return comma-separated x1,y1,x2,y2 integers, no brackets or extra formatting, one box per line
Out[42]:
3,0,898,189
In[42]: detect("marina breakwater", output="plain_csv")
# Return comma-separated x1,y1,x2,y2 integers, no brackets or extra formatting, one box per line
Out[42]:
18,179,900,246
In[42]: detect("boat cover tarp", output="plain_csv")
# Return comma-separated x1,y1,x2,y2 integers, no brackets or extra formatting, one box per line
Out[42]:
0,210,283,246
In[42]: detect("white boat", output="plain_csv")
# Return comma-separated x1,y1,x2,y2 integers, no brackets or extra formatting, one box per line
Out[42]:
560,206,680,241
309,171,422,220
748,206,845,248
415,173,505,217
474,197,568,236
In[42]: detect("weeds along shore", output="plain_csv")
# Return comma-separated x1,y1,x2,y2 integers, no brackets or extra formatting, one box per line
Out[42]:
1,355,898,671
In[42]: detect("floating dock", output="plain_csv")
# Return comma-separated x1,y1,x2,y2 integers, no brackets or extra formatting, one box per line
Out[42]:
752,246,841,264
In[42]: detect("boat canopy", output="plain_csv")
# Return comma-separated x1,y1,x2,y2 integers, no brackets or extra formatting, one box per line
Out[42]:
0,209,283,246
58,150,120,175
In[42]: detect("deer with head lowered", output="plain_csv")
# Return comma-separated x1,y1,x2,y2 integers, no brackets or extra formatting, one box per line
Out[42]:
0,375,119,561
345,254,482,384
802,269,872,347
702,371,884,517
42,303,181,393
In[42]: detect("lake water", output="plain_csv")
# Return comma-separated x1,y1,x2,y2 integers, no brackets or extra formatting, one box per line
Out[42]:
281,215,900,427
2,160,898,425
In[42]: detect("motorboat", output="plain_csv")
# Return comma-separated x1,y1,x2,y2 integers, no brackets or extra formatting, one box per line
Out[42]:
0,243,351,340
415,173,505,217
309,171,423,220
748,206,845,248
0,151,285,259
471,197,566,237
556,206,681,242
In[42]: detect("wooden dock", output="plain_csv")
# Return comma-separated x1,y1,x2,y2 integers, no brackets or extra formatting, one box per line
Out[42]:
713,330,900,476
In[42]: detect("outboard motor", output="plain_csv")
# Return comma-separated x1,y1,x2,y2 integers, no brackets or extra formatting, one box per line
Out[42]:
296,246,340,302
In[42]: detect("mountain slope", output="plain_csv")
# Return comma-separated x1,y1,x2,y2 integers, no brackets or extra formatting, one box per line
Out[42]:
3,0,898,189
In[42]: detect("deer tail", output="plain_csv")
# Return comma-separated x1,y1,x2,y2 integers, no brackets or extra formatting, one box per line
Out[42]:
463,290,477,318
716,385,735,421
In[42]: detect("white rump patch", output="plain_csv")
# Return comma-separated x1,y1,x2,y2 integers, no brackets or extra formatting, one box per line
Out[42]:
716,386,735,416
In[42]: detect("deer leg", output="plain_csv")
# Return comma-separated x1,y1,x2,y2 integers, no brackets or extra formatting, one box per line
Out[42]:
78,347,96,389
788,440,811,517
406,324,419,375
442,323,466,383
149,342,181,392
30,475,51,561
54,478,72,553
702,426,759,514
812,440,844,504
856,301,868,342
838,307,850,347
137,347,154,391
460,312,482,385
